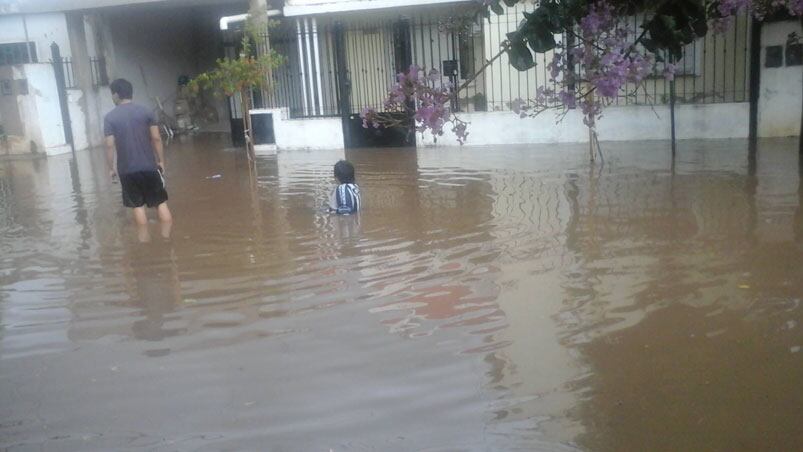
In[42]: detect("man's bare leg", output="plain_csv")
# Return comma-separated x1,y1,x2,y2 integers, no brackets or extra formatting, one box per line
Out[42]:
156,202,173,224
160,218,173,239
136,222,151,243
133,206,148,226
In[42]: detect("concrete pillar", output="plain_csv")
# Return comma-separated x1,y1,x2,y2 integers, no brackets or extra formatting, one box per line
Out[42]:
66,11,92,150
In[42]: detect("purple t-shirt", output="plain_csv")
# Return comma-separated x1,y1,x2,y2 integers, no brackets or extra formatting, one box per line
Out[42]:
104,103,158,175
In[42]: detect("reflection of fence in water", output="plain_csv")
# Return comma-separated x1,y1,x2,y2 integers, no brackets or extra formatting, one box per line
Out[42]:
564,170,753,243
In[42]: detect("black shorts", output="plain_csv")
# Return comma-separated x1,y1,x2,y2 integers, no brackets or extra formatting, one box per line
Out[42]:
120,170,168,208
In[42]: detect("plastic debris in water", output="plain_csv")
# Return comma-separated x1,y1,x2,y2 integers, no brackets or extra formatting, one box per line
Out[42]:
206,174,222,179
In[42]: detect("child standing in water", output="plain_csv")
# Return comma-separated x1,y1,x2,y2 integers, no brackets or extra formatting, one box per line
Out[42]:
329,160,361,215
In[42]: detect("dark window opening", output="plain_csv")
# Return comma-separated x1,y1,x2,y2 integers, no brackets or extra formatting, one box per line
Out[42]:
458,32,475,79
0,42,37,66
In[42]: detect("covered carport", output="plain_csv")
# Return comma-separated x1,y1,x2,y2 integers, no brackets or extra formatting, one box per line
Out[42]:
5,0,258,150
83,0,254,147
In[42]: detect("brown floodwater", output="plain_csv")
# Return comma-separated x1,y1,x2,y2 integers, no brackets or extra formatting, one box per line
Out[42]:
1,135,802,451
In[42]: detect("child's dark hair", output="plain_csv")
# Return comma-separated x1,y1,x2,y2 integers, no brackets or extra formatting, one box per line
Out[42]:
334,160,355,184
110,78,133,100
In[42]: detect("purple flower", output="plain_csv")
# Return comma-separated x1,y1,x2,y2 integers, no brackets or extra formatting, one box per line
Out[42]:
511,98,526,114
558,90,577,109
663,63,677,81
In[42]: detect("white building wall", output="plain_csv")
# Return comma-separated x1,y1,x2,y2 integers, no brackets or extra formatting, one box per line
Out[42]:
259,103,748,150
1,12,94,152
759,20,803,138
254,107,344,151
418,103,750,147
12,63,71,156
74,13,114,148
0,13,72,60
68,88,89,151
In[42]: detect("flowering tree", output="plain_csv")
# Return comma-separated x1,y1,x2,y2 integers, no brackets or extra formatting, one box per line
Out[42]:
360,66,469,144
362,0,803,155
190,35,282,161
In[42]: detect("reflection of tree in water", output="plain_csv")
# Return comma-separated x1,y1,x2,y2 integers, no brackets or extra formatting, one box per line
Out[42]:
68,154,100,254
560,151,803,450
559,162,760,339
796,154,803,242
0,165,12,230
0,159,48,237
0,165,16,336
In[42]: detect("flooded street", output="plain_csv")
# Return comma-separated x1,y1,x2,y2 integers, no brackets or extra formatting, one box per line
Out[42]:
1,135,802,451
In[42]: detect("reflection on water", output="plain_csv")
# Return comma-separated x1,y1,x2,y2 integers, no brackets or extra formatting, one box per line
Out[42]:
1,136,802,450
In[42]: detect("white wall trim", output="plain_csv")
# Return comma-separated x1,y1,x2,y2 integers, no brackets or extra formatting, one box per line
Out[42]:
296,18,309,117
758,20,803,138
417,103,751,147
253,108,345,151
254,103,751,151
283,0,469,17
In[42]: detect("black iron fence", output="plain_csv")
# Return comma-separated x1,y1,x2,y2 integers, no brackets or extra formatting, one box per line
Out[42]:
476,4,751,111
58,57,78,89
612,13,751,105
257,7,751,118
90,57,109,87
50,55,108,90
258,21,341,118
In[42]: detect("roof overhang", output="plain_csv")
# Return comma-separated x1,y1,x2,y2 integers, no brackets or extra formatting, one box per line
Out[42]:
283,0,470,17
0,0,244,14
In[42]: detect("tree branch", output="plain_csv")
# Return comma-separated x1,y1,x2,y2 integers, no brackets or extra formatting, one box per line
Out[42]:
455,41,512,95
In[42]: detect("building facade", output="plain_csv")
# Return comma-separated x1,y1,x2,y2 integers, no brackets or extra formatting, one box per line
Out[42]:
258,0,801,150
0,0,246,156
0,0,801,156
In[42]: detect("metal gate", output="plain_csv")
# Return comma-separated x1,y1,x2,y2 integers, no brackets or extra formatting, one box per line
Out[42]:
50,42,74,152
334,19,414,148
260,18,419,148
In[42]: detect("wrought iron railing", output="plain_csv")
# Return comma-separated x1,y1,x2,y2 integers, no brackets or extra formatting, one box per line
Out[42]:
258,8,751,118
90,57,109,87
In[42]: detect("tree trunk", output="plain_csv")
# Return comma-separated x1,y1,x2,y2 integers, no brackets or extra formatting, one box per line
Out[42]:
264,33,274,107
588,89,596,162
241,90,255,162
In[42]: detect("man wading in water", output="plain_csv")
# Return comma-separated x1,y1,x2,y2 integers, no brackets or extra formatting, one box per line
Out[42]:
105,78,173,227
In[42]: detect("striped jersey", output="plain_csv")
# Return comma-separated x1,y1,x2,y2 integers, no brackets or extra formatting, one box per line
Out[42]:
329,183,361,215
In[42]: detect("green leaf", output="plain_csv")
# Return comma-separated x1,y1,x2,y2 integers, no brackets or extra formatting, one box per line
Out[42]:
490,0,504,16
506,30,522,42
641,38,658,53
669,45,684,62
507,41,535,71
691,18,708,37
566,0,587,23
525,26,556,53
536,1,563,34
